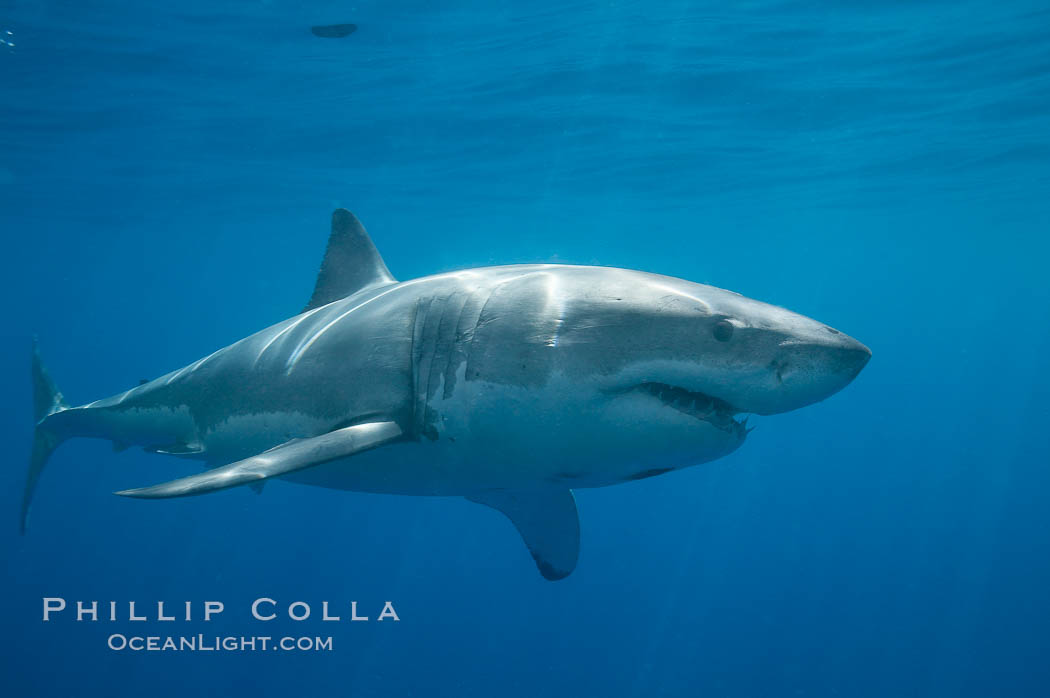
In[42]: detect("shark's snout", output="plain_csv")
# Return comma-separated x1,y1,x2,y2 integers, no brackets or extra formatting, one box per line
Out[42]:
793,330,870,374
758,330,870,415
835,338,872,380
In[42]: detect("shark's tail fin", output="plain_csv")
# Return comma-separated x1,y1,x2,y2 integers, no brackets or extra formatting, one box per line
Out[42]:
23,338,70,534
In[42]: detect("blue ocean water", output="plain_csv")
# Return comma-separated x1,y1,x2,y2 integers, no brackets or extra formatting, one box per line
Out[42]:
2,0,1049,695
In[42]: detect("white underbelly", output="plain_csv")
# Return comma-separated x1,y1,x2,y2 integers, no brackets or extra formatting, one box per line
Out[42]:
282,376,740,495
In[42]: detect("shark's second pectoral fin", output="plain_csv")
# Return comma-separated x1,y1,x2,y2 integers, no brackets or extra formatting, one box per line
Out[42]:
467,489,580,581
115,422,403,499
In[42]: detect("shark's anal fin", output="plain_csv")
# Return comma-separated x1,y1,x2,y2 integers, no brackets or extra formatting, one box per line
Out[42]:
304,209,396,312
467,489,580,581
115,421,403,499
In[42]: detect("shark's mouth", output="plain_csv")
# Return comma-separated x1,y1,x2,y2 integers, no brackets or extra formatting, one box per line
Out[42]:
636,382,749,437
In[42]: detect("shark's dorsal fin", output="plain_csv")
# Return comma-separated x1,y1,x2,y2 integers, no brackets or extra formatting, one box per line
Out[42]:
467,489,580,581
304,209,396,312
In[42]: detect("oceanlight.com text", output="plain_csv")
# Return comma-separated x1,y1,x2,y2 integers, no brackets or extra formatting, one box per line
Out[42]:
107,634,333,652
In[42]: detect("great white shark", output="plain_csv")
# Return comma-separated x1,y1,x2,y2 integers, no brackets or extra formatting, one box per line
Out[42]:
24,209,870,580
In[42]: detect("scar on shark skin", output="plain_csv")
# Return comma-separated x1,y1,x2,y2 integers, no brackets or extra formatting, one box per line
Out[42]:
311,24,357,38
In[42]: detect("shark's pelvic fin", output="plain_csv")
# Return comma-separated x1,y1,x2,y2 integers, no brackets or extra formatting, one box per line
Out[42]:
304,209,396,312
23,338,71,534
468,489,580,581
115,421,403,499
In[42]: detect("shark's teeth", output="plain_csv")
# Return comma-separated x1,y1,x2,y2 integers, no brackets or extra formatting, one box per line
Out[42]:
637,382,746,436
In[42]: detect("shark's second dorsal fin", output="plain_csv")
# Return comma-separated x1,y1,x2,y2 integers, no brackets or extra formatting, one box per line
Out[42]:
304,209,396,312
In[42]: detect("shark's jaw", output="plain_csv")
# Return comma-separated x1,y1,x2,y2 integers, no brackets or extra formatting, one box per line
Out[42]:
629,381,749,440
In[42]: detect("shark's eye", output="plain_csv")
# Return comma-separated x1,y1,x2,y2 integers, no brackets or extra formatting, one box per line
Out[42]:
713,319,734,342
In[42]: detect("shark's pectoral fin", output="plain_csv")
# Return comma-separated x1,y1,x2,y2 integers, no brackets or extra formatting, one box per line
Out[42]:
467,489,580,581
115,422,403,499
